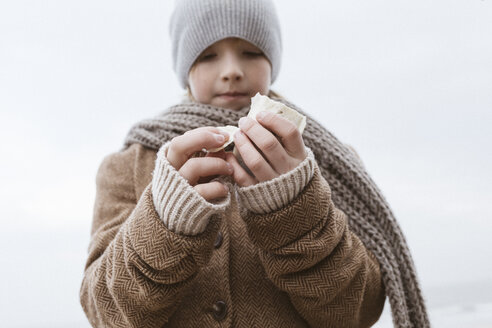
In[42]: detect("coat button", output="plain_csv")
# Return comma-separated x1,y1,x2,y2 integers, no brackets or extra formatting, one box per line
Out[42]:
212,301,227,321
214,231,223,249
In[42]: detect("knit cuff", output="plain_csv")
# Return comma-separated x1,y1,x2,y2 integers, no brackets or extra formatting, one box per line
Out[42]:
152,141,231,236
235,146,316,214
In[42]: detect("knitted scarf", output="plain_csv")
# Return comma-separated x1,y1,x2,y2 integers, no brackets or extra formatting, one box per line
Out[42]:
123,97,430,328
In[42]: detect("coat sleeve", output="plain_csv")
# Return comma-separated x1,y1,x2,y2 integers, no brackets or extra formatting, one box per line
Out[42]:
79,144,221,327
239,162,386,328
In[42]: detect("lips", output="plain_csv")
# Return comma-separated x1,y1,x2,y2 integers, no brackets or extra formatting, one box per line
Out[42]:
218,92,248,97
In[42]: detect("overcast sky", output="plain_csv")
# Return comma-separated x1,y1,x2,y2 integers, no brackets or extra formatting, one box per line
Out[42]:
0,0,491,327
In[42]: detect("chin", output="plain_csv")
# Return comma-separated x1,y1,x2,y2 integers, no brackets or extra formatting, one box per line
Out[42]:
214,99,250,111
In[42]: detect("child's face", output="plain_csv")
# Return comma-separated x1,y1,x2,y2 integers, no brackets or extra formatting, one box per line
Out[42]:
188,37,272,111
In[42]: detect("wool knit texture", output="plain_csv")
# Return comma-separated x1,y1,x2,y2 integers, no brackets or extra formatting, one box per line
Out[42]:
152,140,316,235
234,146,316,215
169,0,282,89
123,96,431,328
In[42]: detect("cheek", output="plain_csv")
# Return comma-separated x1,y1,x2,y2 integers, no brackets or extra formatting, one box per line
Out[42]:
189,67,213,99
251,60,272,88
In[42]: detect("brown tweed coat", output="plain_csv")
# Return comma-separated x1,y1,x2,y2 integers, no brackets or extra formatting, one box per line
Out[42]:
80,142,386,327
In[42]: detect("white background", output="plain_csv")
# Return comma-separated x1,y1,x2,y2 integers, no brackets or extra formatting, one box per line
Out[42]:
0,0,491,327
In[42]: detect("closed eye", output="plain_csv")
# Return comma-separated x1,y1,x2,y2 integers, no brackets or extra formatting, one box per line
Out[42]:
199,54,216,61
198,52,262,61
244,51,263,57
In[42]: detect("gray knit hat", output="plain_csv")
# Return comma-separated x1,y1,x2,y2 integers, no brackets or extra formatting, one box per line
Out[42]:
169,0,282,89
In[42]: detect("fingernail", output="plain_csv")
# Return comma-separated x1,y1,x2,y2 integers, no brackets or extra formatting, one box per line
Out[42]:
238,117,248,129
223,184,229,192
226,162,233,173
256,111,267,121
214,133,224,143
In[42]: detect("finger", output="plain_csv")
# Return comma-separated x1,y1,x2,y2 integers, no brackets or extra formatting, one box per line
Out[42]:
179,157,233,185
167,131,229,169
233,130,278,182
206,149,227,160
224,152,258,187
194,181,229,202
198,151,227,183
184,126,230,139
238,116,291,174
197,175,219,184
184,127,230,153
255,111,306,159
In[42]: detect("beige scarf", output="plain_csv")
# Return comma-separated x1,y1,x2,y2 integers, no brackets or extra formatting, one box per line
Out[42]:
124,95,430,328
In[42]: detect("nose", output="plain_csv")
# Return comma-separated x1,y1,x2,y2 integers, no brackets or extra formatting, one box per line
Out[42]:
220,54,244,82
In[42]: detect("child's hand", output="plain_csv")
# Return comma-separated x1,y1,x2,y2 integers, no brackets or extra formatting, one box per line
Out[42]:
225,112,308,187
166,127,233,201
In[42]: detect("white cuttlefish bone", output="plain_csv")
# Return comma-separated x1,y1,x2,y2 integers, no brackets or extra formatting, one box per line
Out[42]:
207,92,306,153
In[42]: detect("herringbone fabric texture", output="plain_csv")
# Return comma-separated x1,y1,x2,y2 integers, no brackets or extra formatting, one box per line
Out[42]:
120,95,430,327
80,143,385,327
